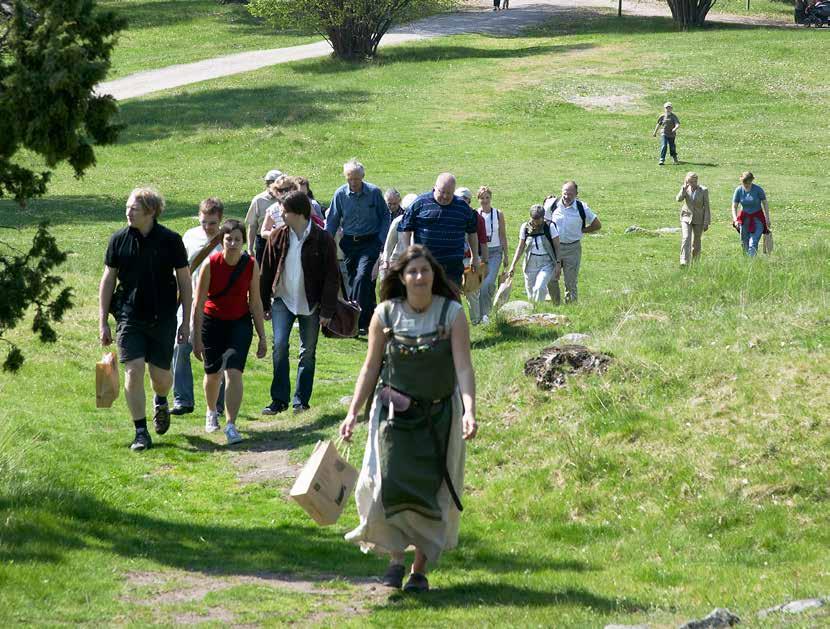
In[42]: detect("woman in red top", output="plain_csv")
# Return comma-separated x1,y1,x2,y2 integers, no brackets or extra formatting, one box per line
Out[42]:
192,220,267,444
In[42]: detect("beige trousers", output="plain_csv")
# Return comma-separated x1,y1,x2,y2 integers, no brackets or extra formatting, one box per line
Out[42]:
548,240,581,304
680,222,704,265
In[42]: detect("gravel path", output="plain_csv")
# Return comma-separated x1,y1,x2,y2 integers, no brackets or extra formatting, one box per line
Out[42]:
97,0,789,101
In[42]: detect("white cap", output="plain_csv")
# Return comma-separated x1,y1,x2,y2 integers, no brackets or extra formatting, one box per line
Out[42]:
263,169,283,182
455,186,472,202
664,101,673,108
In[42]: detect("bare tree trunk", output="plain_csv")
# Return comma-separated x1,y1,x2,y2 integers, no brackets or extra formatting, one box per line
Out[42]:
665,0,716,27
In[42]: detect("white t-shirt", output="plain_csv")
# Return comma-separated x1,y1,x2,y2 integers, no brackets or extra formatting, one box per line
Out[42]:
182,226,222,288
519,222,559,257
478,208,501,248
275,221,314,316
544,198,597,244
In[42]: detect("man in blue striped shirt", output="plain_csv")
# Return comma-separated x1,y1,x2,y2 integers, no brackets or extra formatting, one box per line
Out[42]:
398,173,479,287
325,159,390,333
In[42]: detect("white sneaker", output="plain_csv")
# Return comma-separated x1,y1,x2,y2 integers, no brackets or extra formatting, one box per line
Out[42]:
205,410,220,433
224,423,243,445
482,315,490,325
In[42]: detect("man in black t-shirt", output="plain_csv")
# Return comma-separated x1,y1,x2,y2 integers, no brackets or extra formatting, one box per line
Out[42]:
99,188,192,451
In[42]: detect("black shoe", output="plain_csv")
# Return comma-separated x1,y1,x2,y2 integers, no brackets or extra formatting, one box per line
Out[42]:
170,405,194,416
403,572,429,593
381,564,406,589
130,429,152,451
153,404,171,435
358,327,369,336
262,400,288,416
293,404,310,414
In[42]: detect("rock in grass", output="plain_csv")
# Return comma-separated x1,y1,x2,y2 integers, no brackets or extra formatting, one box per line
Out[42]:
758,597,827,617
679,608,740,629
624,225,681,235
506,313,569,327
555,333,591,346
500,300,533,317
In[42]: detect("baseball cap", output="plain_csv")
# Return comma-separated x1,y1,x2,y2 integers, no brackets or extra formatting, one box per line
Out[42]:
263,169,283,182
455,186,472,201
664,101,673,108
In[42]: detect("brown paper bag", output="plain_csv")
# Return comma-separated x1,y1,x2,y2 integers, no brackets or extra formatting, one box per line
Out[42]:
491,275,513,314
762,232,774,255
290,439,358,526
96,352,120,408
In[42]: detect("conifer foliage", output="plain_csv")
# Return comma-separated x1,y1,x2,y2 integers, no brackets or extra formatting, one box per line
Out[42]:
0,1,124,371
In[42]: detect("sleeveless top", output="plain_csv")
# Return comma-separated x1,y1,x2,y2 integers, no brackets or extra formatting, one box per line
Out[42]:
479,208,501,248
204,251,254,320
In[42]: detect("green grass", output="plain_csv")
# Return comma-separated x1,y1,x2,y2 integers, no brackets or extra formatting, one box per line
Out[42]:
715,0,795,20
2,10,830,627
98,0,316,78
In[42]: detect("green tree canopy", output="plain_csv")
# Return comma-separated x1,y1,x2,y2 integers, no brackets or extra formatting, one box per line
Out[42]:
249,0,453,60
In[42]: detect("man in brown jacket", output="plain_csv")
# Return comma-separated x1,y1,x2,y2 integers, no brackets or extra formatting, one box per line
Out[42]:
260,191,339,415
676,172,710,265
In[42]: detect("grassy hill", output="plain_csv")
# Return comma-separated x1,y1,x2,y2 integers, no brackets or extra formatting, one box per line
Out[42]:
1,9,828,627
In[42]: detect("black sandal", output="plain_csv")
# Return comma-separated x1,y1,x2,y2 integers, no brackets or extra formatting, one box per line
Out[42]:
403,572,429,593
381,564,406,589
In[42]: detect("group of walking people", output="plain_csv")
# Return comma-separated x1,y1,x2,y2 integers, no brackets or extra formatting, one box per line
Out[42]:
97,155,773,593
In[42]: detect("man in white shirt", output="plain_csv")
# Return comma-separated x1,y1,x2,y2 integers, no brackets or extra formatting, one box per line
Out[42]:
259,191,339,415
245,169,282,264
172,198,225,417
543,180,601,304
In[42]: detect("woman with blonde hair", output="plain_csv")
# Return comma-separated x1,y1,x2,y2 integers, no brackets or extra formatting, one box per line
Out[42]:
476,186,508,322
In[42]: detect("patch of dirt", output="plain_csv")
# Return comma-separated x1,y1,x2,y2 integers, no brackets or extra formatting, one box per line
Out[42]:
234,444,302,487
564,93,640,112
506,313,569,328
524,344,612,390
123,569,390,625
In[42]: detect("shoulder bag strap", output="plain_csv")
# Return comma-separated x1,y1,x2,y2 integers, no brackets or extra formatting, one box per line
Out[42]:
210,253,250,300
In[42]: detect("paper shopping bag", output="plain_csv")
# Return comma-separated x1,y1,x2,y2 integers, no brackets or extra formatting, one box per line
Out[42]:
491,275,513,314
290,440,358,526
96,352,120,408
763,232,774,255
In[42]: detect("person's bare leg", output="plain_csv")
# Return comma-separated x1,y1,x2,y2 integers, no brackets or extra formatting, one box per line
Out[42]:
124,358,147,420
224,369,243,424
412,549,428,574
147,363,173,397
204,372,222,412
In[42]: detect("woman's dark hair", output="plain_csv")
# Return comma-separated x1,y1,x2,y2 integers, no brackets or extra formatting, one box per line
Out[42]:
380,245,460,303
220,219,246,245
281,190,312,219
294,176,315,200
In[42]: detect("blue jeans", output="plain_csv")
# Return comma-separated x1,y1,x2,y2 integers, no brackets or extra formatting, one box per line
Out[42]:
339,236,380,330
270,298,320,408
172,341,224,413
660,135,677,161
740,218,764,257
479,247,503,317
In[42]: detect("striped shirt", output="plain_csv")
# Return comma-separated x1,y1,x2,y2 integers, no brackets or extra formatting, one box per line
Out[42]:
398,192,478,265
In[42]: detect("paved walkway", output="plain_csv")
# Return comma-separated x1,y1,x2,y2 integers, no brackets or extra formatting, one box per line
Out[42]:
97,0,788,101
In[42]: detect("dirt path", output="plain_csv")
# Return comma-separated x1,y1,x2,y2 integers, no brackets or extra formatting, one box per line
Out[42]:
97,0,790,101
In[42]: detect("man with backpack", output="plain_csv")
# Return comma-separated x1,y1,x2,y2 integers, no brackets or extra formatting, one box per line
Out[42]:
506,204,561,302
543,180,601,304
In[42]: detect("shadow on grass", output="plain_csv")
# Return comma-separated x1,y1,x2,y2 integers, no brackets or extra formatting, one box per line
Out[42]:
117,85,370,145
294,42,594,75
386,583,645,613
472,318,563,350
527,11,782,37
182,412,342,453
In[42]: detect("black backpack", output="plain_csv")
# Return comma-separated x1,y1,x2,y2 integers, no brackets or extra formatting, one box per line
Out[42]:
522,221,557,260
544,196,586,231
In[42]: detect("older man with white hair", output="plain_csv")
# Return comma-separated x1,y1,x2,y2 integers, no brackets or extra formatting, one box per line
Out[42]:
325,159,390,334
399,173,479,288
